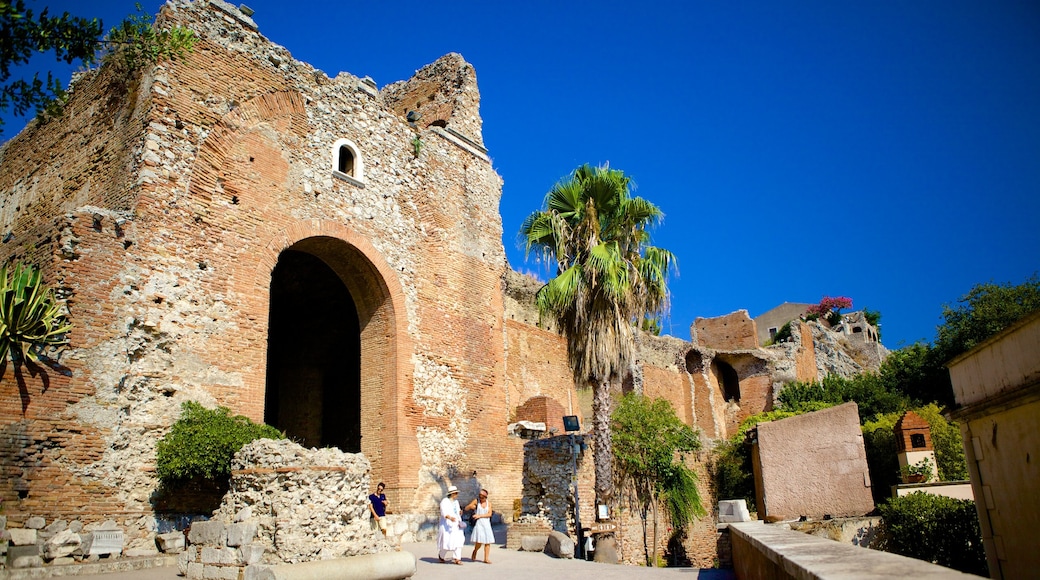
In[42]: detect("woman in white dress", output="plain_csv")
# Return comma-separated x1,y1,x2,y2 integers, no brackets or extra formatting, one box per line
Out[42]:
465,488,494,563
437,485,465,564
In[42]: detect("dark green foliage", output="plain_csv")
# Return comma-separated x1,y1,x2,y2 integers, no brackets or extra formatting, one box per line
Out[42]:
877,343,952,409
878,492,987,576
933,275,1040,365
0,1,194,133
155,401,284,482
767,321,791,345
777,373,910,422
0,0,102,131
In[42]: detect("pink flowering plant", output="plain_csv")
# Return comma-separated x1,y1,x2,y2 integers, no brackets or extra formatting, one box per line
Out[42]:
805,296,853,325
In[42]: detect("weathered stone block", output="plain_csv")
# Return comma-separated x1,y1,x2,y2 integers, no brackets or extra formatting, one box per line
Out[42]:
7,544,42,568
244,564,271,580
8,528,37,546
45,519,68,533
25,516,46,529
203,564,239,579
0,515,7,529
68,520,83,533
51,556,75,565
89,529,124,555
157,530,186,552
74,532,94,556
187,561,204,579
718,499,753,523
520,534,548,552
546,531,574,558
43,529,81,559
227,522,257,547
189,521,227,546
239,544,265,565
202,546,240,565
178,547,195,575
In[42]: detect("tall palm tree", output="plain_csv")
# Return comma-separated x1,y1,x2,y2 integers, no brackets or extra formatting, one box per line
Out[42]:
520,164,675,557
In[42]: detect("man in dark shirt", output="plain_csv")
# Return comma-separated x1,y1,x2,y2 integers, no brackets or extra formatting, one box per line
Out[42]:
368,481,389,536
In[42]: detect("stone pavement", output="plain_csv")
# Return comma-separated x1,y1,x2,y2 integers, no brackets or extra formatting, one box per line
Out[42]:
62,524,735,580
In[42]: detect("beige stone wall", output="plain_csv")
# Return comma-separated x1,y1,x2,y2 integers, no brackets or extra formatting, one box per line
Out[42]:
948,311,1040,580
752,402,874,519
693,310,759,351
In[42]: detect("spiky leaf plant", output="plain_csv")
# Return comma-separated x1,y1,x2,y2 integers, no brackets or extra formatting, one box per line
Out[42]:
0,262,71,369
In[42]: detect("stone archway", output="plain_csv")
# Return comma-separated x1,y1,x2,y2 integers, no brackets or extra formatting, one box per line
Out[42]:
263,236,396,469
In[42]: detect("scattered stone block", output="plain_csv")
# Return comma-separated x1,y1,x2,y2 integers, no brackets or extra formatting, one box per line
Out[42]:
204,564,239,580
69,520,83,533
43,529,81,559
45,519,68,533
202,546,240,565
89,529,124,556
25,516,46,529
239,544,264,565
227,522,257,547
0,515,7,529
178,546,197,575
126,546,160,557
98,520,120,530
7,544,42,568
520,534,548,552
234,507,253,523
74,532,94,556
157,530,186,553
718,499,753,523
51,556,76,565
8,528,37,546
546,531,574,558
189,520,227,546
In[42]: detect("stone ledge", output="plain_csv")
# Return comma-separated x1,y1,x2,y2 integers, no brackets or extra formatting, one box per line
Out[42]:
729,521,979,579
0,555,177,579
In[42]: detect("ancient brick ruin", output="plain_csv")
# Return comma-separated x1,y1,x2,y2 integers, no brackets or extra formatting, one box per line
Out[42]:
0,0,888,569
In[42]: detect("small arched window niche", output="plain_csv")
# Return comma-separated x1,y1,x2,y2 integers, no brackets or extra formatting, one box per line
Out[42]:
332,138,365,188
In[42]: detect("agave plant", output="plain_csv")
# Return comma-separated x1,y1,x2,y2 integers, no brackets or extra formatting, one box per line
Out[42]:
0,262,71,368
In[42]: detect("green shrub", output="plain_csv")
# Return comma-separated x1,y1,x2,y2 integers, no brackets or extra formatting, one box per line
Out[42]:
878,492,987,576
156,401,284,482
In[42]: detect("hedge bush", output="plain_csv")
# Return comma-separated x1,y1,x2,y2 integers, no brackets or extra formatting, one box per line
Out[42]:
156,401,284,482
878,492,987,576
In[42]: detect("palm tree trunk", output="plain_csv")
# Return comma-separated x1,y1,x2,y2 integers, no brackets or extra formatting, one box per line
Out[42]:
592,377,615,508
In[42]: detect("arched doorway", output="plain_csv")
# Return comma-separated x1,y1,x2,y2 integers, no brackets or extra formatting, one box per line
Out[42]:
263,236,395,459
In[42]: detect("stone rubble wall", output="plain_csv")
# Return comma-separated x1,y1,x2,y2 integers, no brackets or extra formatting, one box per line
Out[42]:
209,439,390,565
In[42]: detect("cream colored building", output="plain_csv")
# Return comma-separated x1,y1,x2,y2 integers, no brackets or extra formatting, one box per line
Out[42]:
947,310,1040,580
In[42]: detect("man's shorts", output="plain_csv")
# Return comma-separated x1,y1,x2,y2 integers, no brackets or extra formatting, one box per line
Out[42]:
371,517,387,532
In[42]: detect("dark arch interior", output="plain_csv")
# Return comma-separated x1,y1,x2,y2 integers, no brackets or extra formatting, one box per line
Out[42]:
265,249,361,451
718,360,741,402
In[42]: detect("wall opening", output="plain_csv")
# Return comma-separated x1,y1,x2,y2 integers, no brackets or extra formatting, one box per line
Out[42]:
718,360,741,402
265,249,361,451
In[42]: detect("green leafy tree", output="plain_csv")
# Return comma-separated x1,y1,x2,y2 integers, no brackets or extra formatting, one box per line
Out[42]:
155,401,284,483
0,261,70,379
0,1,195,134
521,164,676,556
777,373,910,422
933,275,1040,364
612,393,704,567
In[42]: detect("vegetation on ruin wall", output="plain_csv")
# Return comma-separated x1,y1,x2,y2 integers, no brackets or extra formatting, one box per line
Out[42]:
877,492,987,576
612,393,704,567
0,1,194,134
0,261,71,379
155,401,284,483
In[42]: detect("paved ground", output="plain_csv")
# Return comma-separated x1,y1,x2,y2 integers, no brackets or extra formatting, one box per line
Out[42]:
66,525,735,580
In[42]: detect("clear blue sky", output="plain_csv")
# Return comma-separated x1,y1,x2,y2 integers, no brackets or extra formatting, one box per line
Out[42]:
4,0,1038,349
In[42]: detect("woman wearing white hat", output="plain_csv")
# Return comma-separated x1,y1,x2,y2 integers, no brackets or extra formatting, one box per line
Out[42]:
437,485,465,564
